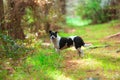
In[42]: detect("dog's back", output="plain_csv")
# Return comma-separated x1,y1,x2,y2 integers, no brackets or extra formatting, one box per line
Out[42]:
59,36,85,49
59,37,73,49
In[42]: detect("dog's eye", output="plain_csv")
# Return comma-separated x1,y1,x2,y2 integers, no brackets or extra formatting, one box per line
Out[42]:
54,34,57,37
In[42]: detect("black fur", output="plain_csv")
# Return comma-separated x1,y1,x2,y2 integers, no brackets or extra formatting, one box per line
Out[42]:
73,36,85,49
49,30,88,57
59,37,73,49
49,31,57,37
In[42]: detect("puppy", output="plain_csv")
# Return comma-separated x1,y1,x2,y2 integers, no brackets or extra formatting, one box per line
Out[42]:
49,30,90,57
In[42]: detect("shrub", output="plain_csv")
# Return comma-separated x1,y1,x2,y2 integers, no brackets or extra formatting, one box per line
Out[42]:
0,32,28,58
76,0,117,24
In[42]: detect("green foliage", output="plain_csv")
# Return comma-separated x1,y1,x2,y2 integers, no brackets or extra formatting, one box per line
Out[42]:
66,16,92,27
66,20,120,45
0,69,7,80
0,32,28,58
11,47,64,80
22,8,35,29
23,8,34,25
76,0,115,24
26,49,63,70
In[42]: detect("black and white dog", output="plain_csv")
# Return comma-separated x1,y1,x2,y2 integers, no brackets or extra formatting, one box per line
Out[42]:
49,30,90,57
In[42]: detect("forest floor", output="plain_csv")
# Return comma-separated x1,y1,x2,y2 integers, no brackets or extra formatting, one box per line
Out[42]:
58,20,120,80
0,20,120,80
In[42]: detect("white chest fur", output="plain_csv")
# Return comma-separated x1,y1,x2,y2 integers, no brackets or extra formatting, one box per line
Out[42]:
51,35,61,49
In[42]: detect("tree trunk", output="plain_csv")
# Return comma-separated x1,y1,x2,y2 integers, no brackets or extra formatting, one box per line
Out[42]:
117,0,120,19
0,0,4,30
33,7,42,32
7,0,25,39
8,13,25,39
44,2,52,33
60,0,66,14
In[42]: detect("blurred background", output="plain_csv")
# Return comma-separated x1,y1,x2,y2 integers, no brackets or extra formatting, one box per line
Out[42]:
0,0,120,80
0,0,120,39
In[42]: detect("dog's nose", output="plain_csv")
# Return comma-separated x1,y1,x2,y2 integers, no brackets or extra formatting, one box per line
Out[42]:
50,36,54,39
52,37,55,39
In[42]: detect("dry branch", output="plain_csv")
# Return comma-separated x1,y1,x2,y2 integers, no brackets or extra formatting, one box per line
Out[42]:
87,45,110,49
106,32,120,39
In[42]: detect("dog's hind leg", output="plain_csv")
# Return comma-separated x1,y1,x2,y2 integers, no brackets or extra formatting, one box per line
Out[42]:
77,48,84,57
73,36,85,57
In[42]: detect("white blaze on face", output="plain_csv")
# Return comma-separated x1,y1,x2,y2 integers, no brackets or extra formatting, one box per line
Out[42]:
50,35,56,39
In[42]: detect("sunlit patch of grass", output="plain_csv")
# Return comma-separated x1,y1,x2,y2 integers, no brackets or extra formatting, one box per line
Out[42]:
59,32,71,37
62,42,120,79
47,70,73,80
12,70,27,80
58,20,120,46
65,20,120,45
86,51,120,69
66,16,92,27
84,49,120,79
104,71,120,80
23,48,67,80
69,58,102,70
6,45,66,80
26,51,62,69
67,69,86,80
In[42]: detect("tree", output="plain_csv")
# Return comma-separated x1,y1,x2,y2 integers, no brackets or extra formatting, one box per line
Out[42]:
77,0,120,24
8,0,26,39
59,0,66,14
1,0,64,39
0,0,4,30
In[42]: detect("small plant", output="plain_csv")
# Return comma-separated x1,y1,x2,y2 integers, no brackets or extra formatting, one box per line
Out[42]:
0,32,29,58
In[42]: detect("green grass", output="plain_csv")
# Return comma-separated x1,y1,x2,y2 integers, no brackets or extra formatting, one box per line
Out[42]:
62,47,120,80
58,20,120,80
8,44,65,80
60,20,120,45
1,20,120,80
66,16,92,26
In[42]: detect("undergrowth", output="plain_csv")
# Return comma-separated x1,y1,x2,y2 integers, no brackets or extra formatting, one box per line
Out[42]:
0,20,120,80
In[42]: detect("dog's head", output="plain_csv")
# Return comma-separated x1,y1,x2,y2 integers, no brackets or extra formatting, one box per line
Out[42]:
49,30,58,40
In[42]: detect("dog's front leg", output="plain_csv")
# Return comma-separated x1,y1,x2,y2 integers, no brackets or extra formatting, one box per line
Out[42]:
55,48,60,54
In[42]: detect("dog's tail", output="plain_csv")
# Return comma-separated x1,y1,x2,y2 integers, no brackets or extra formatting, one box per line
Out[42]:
83,43,92,47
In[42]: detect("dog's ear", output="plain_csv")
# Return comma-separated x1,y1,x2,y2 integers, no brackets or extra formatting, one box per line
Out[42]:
49,30,52,34
55,31,58,34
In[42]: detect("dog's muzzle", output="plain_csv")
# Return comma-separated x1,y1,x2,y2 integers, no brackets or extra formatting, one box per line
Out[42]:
50,36,56,39
51,37,55,39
